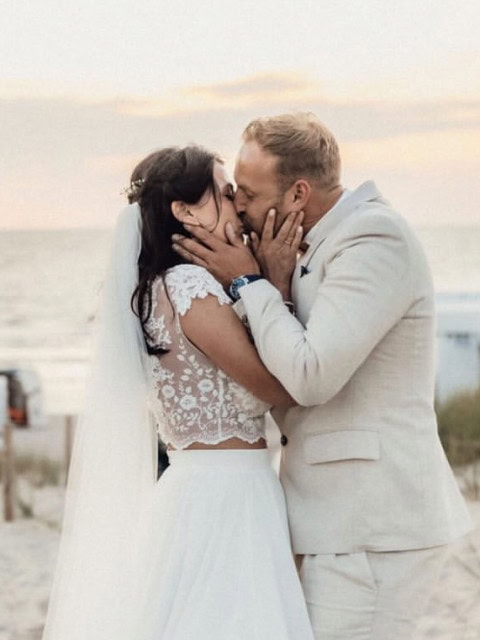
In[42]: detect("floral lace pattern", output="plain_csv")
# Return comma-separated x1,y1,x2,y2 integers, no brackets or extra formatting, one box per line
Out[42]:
164,263,231,315
143,265,268,449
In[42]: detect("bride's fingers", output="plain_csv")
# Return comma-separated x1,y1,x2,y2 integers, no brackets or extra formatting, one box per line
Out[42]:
250,232,260,254
172,234,212,262
183,223,222,249
276,211,302,245
275,211,296,243
261,209,276,242
291,225,304,253
283,211,304,247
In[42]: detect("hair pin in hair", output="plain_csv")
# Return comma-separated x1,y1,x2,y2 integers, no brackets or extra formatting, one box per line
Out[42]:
120,178,145,198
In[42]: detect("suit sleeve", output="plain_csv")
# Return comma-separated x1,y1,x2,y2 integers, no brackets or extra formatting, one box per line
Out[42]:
239,214,414,406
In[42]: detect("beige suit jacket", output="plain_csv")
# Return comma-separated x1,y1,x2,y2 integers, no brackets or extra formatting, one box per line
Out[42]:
237,181,472,554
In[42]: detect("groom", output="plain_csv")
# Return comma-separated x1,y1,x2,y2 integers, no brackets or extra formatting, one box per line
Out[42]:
172,112,472,639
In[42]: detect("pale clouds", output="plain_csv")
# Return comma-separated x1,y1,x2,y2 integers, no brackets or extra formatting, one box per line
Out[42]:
115,74,319,117
343,129,480,171
195,75,313,98
1,78,479,229
185,74,320,107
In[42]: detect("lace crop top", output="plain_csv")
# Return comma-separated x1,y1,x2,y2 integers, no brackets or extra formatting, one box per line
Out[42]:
143,264,269,450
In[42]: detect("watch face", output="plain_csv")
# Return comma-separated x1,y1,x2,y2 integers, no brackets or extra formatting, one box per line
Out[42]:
229,277,247,300
229,275,261,300
229,278,242,300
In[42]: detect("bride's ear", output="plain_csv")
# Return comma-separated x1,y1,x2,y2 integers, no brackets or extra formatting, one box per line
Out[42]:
171,201,199,225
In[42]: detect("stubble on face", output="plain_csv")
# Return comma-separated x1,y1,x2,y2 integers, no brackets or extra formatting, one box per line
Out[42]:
234,141,290,236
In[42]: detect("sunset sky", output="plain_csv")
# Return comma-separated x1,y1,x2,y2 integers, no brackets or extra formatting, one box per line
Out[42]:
1,0,479,229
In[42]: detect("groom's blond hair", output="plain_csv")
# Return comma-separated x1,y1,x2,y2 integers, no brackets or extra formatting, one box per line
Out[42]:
242,112,340,191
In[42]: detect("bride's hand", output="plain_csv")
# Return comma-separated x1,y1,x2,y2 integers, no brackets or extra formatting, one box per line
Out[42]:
250,209,304,300
172,223,260,289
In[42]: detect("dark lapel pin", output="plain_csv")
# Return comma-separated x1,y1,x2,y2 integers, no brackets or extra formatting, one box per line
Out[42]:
300,265,310,278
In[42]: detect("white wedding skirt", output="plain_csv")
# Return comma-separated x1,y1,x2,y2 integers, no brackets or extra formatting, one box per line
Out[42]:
128,448,314,640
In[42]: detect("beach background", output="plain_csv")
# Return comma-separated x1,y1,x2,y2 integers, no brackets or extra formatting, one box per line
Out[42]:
2,224,480,415
2,0,480,638
1,210,480,640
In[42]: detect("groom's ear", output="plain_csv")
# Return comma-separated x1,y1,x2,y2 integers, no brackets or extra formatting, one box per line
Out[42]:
289,179,311,211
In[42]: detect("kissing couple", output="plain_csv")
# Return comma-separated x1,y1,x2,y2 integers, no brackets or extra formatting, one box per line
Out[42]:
42,112,472,640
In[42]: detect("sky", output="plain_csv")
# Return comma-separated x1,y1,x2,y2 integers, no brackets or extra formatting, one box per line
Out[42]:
1,0,479,229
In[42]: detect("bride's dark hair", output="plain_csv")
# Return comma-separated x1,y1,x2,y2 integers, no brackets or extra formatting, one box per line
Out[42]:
128,145,220,353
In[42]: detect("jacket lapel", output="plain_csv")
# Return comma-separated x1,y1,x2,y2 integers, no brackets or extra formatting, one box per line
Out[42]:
296,181,386,277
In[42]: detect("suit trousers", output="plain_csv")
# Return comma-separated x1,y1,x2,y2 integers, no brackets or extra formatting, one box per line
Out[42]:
297,545,448,640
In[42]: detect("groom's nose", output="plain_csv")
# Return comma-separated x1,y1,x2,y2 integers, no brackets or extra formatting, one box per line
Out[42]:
234,190,246,213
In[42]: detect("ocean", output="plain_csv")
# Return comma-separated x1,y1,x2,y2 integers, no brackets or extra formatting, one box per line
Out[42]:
1,226,480,414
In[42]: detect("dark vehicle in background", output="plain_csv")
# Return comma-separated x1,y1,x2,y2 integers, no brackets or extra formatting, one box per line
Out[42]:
0,369,46,428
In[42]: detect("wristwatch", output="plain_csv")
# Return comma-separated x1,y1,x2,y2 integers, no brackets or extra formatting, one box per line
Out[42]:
228,274,264,301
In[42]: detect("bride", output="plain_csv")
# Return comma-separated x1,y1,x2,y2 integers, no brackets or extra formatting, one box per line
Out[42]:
42,145,313,639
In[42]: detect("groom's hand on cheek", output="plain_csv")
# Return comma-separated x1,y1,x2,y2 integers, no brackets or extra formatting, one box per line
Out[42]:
251,209,304,299
172,223,260,289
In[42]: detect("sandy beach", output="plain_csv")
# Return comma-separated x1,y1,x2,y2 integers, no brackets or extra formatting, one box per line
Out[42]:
413,500,480,640
1,420,479,640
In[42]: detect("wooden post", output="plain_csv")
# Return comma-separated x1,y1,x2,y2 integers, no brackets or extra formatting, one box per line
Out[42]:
2,420,15,522
64,414,74,484
448,434,459,464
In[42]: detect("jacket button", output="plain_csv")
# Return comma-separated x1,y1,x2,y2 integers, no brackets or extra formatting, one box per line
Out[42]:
280,434,288,446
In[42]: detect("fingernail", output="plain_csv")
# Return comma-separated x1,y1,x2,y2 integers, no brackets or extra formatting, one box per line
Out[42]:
268,209,275,216
172,234,181,241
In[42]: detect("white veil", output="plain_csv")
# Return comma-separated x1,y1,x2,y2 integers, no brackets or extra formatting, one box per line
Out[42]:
42,204,157,639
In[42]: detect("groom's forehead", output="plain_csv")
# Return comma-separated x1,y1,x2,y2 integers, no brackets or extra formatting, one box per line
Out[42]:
236,140,275,164
234,142,279,183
